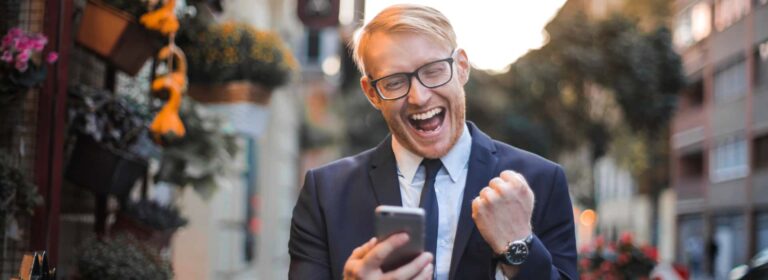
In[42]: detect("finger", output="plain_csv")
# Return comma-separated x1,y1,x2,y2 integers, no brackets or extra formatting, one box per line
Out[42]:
500,170,518,183
488,177,507,192
514,172,530,187
351,237,377,259
414,262,434,280
480,186,502,205
472,196,481,218
363,232,409,269
382,252,432,280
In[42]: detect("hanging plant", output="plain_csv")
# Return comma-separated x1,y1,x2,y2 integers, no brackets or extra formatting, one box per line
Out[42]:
155,98,240,199
0,151,43,240
0,27,58,103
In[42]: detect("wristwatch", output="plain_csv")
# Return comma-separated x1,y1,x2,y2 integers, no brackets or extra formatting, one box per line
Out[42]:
494,234,533,266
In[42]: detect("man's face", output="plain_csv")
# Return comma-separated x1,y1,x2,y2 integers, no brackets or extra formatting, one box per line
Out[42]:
360,32,470,159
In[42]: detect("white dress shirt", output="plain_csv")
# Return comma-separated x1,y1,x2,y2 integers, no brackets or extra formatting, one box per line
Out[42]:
392,124,471,280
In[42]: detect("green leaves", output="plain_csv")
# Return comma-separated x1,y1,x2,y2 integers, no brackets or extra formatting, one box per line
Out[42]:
77,235,173,280
488,9,684,163
155,98,240,199
0,151,43,233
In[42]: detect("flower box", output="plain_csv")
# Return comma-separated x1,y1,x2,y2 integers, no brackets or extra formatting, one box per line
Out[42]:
65,136,147,198
110,213,175,250
75,0,163,75
187,81,273,105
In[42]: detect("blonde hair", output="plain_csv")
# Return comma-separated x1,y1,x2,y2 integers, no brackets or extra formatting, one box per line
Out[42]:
351,4,457,75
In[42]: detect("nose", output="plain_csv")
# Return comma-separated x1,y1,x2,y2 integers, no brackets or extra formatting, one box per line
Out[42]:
406,75,430,106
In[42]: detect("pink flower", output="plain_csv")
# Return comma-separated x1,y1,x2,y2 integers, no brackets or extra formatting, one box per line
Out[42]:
46,52,58,64
16,49,30,63
8,27,23,38
31,35,47,51
1,51,12,63
1,35,12,49
15,60,28,72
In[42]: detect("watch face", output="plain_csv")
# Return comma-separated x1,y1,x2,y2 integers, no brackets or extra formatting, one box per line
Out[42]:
505,241,529,265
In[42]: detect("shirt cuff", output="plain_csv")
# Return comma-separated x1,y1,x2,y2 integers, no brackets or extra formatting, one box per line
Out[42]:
494,263,508,280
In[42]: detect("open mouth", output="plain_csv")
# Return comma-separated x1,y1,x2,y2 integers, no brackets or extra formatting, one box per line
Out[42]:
408,107,445,133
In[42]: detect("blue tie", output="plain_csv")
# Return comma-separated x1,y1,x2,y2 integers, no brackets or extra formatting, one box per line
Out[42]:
419,158,442,267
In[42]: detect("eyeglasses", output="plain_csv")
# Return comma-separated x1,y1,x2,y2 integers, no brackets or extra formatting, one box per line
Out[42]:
369,51,456,100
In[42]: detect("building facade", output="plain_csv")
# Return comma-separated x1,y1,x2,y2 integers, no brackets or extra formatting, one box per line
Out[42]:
672,0,768,278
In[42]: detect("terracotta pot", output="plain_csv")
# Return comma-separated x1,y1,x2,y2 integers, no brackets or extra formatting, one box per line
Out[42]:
187,81,273,105
76,0,164,75
65,136,147,199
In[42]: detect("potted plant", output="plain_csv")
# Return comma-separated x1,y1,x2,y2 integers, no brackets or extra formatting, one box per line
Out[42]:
76,234,173,279
76,0,164,75
178,20,297,104
0,27,58,103
110,199,187,249
579,233,657,280
0,151,43,240
65,85,154,199
155,98,240,199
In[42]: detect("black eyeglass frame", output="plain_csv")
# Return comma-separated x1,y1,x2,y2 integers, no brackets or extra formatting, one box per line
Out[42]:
368,51,457,101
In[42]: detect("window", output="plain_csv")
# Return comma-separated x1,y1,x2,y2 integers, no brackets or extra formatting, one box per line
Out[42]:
678,215,705,278
714,60,748,102
681,151,705,178
714,0,751,32
713,214,747,279
711,135,749,182
675,1,712,49
757,212,768,252
755,134,768,170
681,79,705,108
757,44,768,87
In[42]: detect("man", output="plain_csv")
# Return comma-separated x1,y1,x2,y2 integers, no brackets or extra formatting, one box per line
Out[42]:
289,4,577,280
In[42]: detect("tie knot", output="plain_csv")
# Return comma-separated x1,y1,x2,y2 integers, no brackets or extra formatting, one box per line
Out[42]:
421,158,443,181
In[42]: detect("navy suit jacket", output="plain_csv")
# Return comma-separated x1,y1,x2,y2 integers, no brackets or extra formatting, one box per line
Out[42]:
289,123,577,279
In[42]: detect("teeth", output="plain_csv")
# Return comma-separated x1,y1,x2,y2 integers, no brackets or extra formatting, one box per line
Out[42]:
410,108,443,121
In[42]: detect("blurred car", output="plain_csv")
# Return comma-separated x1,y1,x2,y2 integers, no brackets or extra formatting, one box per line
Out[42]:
731,248,768,280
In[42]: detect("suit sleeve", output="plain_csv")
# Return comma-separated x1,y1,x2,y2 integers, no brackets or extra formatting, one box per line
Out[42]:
289,170,332,279
513,166,578,280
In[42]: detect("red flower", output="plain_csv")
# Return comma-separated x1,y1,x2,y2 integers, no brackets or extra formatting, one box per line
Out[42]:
620,232,634,245
595,235,605,247
580,258,591,269
618,252,630,264
642,245,658,262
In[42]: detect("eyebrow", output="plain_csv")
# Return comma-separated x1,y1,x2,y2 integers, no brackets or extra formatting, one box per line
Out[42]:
369,49,457,80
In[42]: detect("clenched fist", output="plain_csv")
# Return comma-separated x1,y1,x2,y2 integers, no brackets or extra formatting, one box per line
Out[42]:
471,170,535,254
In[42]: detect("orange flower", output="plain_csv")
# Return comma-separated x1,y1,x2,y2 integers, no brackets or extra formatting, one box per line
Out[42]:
140,0,179,35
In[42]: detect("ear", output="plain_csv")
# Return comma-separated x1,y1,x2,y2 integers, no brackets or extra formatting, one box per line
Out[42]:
360,76,382,110
455,48,470,85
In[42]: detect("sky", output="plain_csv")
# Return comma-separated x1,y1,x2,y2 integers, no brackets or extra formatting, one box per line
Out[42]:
357,0,567,73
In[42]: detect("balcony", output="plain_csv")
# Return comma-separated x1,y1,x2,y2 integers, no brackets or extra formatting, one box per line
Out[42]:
675,177,705,200
673,105,705,133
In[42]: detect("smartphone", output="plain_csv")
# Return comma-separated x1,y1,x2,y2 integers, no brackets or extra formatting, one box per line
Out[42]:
374,205,425,272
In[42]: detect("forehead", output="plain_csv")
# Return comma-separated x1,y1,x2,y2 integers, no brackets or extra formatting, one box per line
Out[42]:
363,32,452,78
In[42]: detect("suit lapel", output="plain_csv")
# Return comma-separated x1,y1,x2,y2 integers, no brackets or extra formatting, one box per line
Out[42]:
368,136,403,206
449,123,498,280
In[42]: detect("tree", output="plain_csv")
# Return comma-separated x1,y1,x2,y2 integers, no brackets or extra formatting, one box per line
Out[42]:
468,3,685,210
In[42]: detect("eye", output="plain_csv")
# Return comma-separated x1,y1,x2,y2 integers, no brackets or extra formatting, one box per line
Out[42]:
381,76,408,91
421,63,448,78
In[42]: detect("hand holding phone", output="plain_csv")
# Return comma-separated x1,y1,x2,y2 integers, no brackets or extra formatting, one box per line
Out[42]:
374,205,425,271
343,205,432,280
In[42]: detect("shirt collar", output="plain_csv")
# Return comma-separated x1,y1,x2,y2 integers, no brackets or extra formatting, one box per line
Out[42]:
391,123,472,183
